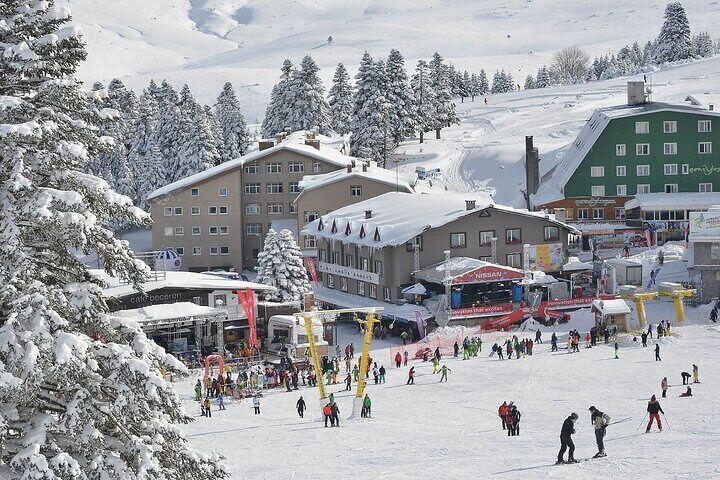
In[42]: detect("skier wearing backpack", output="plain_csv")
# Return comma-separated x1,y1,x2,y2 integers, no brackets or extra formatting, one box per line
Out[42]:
557,413,578,464
589,406,610,458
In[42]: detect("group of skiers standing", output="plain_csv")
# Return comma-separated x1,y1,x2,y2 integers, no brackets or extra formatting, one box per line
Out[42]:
556,406,611,464
498,401,522,436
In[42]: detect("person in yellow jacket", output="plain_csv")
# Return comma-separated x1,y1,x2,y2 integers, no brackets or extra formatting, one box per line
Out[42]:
432,357,439,374
202,397,212,418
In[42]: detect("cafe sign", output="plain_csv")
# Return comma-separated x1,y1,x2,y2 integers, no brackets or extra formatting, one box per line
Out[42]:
318,262,379,284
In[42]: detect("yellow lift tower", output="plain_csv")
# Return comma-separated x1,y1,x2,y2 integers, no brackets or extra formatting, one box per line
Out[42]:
658,283,696,323
620,291,658,329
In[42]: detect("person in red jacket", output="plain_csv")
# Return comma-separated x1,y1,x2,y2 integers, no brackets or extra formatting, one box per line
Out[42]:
406,366,415,385
646,395,664,432
498,401,509,430
395,352,402,368
504,403,516,436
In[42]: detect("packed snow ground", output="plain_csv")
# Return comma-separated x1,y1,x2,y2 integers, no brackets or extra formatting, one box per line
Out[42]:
175,303,720,480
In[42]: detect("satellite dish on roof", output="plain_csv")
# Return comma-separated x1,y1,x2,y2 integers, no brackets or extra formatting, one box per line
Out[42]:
155,249,182,271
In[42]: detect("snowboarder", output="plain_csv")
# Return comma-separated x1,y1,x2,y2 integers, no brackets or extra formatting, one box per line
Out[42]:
646,395,664,432
557,413,578,464
655,343,661,361
661,377,668,398
407,366,415,385
681,371,691,385
680,386,692,397
253,395,261,415
589,406,609,458
395,351,402,368
693,364,699,383
194,379,202,401
439,364,451,383
498,401,509,430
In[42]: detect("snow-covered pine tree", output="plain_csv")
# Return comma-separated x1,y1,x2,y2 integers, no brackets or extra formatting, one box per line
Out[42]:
428,52,458,139
524,75,535,90
261,59,294,137
255,229,311,302
285,55,330,134
135,140,167,210
631,41,644,66
384,49,416,144
108,78,139,147
328,63,354,135
411,59,437,144
655,2,692,63
215,82,250,162
478,69,490,94
503,70,515,92
128,89,160,197
177,85,220,178
154,80,186,180
204,104,224,165
460,70,471,102
350,52,390,163
491,70,504,93
0,2,227,478
691,32,715,58
469,73,480,101
535,66,550,88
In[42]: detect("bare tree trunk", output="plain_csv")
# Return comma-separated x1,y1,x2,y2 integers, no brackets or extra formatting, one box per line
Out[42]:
419,130,424,144
436,128,441,139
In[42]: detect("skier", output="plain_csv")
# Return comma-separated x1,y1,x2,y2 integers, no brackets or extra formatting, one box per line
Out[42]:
323,403,332,427
217,391,226,410
439,364,451,383
296,396,306,418
551,332,558,352
407,366,415,385
680,386,692,397
655,343,661,361
403,351,409,366
330,402,340,427
378,365,386,384
454,342,459,357
589,406,609,458
535,329,542,344
395,351,402,368
693,364,699,383
253,395,261,415
345,372,352,391
661,377,668,398
194,379,202,401
641,332,648,347
203,397,212,418
557,413,578,464
498,401,509,430
363,394,372,417
614,341,619,359
646,395,664,432
510,404,521,436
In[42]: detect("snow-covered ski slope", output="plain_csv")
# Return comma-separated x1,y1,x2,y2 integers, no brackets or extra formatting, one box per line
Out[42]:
176,304,720,480
67,0,720,121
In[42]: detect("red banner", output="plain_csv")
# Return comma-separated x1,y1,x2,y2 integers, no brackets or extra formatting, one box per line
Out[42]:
453,265,525,284
237,288,257,349
305,257,318,287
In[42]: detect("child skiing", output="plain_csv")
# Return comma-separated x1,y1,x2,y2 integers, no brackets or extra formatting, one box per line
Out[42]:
439,364,451,383
407,366,415,385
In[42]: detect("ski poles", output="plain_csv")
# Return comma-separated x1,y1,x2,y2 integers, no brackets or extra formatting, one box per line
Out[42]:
662,413,670,431
635,412,648,431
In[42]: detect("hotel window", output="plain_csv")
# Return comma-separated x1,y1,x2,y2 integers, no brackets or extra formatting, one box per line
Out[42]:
220,246,229,256
636,144,650,155
174,227,184,236
191,188,199,197
163,207,173,216
615,208,626,220
544,226,560,241
175,247,185,256
218,187,228,197
244,183,260,194
616,165,626,177
219,226,229,235
267,182,283,194
173,207,183,215
289,203,298,214
369,284,377,299
289,181,300,193
590,166,604,177
267,203,283,214
313,162,322,173
615,144,626,156
192,247,201,256
163,227,173,237
219,206,228,215
327,275,334,289
664,164,678,175
360,257,369,271
699,183,713,193
351,185,363,196
406,235,423,252
450,232,467,248
506,228,521,244
244,164,259,174
506,253,521,268
210,246,219,256
332,251,340,264
246,224,262,236
698,120,712,132
319,249,326,262
304,235,317,248
591,185,605,196
245,203,261,215
374,260,384,275
663,121,677,133
637,165,650,176
682,164,689,174
340,277,348,292
191,226,201,236
699,142,712,154
665,184,678,193
357,281,366,296
304,211,319,223
617,185,627,196
289,162,305,173
479,230,495,246
208,206,218,215
191,206,200,215
209,226,219,235
592,208,604,220
383,287,392,302
345,254,355,268
577,209,589,220
635,121,649,134
637,184,650,194
664,143,677,155
267,162,282,174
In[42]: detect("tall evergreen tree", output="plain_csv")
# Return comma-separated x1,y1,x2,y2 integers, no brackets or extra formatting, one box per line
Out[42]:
154,80,185,178
478,69,490,94
328,63,354,135
469,73,480,101
350,52,389,163
0,1,226,477
535,65,551,88
256,229,312,302
411,59,437,144
128,89,160,195
135,140,167,210
286,55,330,134
428,52,458,139
524,74,535,90
655,2,692,63
177,85,219,178
261,59,294,137
384,49,416,144
215,82,250,162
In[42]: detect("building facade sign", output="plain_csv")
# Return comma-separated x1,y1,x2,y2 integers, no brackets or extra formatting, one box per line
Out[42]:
318,262,380,284
452,265,525,284
575,198,616,207
523,243,565,272
690,211,720,242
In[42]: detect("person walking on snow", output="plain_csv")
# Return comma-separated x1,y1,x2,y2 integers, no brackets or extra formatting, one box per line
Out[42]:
323,403,332,427
363,394,372,417
352,365,359,382
194,379,202,402
253,395,261,415
648,324,653,339
454,342,459,357
296,396,306,418
655,343,661,361
432,357,439,374
646,395,664,432
395,352,402,368
693,364,700,383
557,413,578,464
614,341,619,359
407,366,415,385
439,364,451,382
378,365,386,384
498,401,509,430
330,402,340,427
345,372,352,391
217,391,226,410
403,351,409,366
535,329,542,344
202,397,211,418
589,406,609,458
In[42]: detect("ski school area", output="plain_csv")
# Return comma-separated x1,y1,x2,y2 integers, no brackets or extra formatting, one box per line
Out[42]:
175,294,719,479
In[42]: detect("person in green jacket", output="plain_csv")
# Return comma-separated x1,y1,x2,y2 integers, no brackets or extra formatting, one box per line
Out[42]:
352,365,360,382
400,331,409,345
439,364,451,382
328,393,335,405
362,394,372,418
194,379,202,401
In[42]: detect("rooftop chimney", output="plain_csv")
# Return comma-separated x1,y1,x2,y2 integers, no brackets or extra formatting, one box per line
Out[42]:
275,132,287,144
347,164,352,173
710,103,715,111
465,200,476,211
304,138,320,150
365,210,372,219
362,162,368,172
306,131,316,140
627,81,646,106
259,140,275,151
